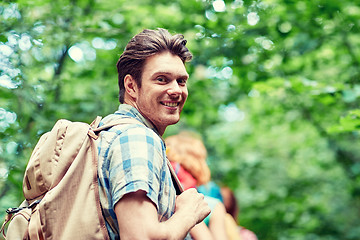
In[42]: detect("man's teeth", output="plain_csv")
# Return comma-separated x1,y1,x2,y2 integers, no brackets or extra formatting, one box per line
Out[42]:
164,102,178,107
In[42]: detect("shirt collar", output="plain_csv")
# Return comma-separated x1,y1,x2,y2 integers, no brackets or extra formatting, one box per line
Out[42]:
115,104,162,137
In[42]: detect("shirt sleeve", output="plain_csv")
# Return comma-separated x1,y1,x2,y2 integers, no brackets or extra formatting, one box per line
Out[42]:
106,125,165,210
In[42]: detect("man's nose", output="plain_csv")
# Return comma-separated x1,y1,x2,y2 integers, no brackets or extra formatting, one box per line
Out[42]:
167,81,182,95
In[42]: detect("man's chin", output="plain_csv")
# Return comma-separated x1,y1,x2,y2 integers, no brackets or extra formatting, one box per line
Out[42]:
165,117,180,126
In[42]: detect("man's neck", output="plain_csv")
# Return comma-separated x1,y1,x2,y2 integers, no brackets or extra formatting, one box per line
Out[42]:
121,101,165,136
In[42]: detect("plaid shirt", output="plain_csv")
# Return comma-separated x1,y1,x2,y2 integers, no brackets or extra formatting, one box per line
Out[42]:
97,104,177,239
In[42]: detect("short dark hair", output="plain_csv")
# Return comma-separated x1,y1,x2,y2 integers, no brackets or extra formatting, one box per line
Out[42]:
116,28,192,103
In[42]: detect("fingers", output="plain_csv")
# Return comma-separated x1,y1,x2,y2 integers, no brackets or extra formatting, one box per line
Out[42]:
175,188,211,225
197,194,211,224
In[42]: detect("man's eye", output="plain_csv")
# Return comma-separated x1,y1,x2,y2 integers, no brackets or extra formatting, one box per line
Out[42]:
156,77,166,82
177,79,187,85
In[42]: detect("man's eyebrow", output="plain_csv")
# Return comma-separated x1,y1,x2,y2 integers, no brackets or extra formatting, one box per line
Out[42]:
152,71,189,79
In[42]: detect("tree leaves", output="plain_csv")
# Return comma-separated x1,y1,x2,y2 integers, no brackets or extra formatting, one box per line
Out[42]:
1,0,360,239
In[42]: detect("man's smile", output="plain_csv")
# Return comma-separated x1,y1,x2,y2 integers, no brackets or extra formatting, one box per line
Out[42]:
161,101,180,107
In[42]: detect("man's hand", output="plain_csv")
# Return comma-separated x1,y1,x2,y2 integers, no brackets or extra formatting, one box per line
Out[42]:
174,188,211,226
115,189,210,240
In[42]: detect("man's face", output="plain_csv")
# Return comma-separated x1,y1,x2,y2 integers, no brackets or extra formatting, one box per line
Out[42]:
134,51,189,135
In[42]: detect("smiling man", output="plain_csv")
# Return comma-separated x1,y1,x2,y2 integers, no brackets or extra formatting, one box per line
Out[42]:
124,51,189,135
97,28,210,240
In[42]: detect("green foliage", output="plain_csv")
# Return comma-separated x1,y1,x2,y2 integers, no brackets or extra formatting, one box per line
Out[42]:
328,110,360,133
1,0,360,239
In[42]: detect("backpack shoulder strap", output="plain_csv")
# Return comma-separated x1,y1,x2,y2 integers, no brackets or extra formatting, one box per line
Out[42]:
166,159,184,195
88,116,141,139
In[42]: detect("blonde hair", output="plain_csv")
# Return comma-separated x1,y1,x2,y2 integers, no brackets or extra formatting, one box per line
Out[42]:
165,132,211,186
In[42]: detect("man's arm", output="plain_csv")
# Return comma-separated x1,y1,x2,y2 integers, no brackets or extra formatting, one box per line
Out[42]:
190,222,214,240
208,202,229,240
115,188,210,240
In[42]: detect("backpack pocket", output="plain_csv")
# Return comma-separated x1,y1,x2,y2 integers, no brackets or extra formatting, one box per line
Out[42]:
5,207,31,240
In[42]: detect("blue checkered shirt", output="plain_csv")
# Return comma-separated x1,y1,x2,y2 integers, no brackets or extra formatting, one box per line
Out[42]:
97,104,177,239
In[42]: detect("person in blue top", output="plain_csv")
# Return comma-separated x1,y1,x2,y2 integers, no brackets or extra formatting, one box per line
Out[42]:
97,28,210,240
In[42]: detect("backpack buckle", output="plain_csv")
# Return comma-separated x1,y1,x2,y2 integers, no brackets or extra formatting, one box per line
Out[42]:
6,199,41,215
88,129,99,140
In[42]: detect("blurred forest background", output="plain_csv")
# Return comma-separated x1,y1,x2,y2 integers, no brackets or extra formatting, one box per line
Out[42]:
1,0,360,239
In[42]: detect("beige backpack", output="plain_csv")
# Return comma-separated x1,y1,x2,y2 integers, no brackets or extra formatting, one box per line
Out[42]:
1,116,183,240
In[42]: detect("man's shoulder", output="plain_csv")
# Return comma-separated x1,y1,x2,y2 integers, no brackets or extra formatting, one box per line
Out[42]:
112,122,160,142
99,116,163,148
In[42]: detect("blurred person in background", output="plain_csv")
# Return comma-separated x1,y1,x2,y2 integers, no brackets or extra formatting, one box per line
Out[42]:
221,187,258,240
165,132,229,240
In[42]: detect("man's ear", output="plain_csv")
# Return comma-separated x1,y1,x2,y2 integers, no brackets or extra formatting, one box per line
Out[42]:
124,74,138,99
